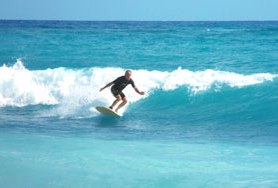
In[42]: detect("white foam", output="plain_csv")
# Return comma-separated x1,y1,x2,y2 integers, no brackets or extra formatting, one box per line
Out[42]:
0,60,276,116
133,67,276,95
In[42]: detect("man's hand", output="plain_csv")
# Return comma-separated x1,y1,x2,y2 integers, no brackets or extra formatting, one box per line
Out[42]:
134,87,145,95
139,91,145,95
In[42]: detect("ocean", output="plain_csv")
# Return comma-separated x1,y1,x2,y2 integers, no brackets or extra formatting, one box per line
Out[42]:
0,20,278,187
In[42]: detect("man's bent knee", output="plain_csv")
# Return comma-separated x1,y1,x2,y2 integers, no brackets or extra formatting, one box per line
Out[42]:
122,97,128,103
115,95,122,101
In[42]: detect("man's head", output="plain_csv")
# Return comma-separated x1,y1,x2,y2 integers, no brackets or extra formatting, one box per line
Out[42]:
125,70,132,80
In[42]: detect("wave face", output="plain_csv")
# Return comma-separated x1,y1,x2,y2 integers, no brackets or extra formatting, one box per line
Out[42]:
0,59,276,118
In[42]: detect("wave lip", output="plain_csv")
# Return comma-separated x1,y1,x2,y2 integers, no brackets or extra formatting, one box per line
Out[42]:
137,68,276,94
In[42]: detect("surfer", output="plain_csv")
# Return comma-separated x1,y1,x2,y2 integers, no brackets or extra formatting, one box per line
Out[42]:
99,70,145,112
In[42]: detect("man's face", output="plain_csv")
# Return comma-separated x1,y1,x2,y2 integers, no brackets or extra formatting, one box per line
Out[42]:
125,71,132,80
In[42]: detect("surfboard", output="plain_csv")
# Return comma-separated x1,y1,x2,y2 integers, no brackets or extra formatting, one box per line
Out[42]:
95,106,122,117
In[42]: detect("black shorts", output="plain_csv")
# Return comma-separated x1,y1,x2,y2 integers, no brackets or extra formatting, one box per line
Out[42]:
111,86,126,99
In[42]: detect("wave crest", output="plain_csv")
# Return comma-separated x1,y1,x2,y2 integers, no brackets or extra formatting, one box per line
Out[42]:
0,60,276,116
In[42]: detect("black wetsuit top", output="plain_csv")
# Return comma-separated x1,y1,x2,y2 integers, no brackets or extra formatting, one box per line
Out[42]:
111,76,135,97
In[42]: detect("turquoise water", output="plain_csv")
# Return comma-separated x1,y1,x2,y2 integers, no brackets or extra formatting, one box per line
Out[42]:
0,20,278,187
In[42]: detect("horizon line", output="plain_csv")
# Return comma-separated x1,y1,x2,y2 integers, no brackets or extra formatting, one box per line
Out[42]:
1,19,278,22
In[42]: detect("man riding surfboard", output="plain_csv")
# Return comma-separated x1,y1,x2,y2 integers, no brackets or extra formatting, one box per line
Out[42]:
99,70,145,112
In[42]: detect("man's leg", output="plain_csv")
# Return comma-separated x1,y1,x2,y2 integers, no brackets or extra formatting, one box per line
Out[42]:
115,97,128,112
110,95,121,109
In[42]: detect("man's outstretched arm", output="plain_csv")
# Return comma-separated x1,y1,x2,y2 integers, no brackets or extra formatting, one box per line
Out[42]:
134,87,145,95
100,82,113,92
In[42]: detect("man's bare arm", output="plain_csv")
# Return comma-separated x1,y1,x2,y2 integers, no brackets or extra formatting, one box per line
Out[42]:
100,82,113,92
134,87,145,95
